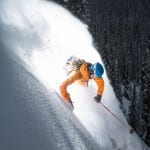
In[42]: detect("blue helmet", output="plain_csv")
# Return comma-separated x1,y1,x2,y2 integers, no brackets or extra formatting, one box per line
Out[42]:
89,63,104,78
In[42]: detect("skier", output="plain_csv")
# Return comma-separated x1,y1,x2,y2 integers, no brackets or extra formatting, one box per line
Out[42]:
59,56,104,108
59,56,134,134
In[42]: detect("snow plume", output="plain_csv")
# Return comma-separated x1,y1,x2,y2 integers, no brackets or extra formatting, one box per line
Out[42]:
0,0,149,149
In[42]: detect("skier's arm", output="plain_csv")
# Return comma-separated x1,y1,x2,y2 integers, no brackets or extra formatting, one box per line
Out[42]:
93,77,104,96
59,71,81,102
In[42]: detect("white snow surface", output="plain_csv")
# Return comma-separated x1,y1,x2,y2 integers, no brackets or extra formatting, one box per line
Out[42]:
0,0,149,150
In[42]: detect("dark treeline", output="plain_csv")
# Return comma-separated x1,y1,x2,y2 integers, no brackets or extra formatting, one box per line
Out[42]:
51,0,150,146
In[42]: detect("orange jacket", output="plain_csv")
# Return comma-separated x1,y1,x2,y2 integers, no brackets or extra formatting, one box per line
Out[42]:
59,63,104,102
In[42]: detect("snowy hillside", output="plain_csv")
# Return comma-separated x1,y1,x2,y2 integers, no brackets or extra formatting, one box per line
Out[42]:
0,0,149,149
0,49,102,150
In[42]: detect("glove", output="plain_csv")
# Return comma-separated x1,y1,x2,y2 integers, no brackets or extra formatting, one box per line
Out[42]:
94,95,102,103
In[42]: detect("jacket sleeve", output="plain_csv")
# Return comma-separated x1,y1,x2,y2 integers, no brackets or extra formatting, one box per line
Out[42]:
79,62,90,82
93,77,104,96
59,71,81,102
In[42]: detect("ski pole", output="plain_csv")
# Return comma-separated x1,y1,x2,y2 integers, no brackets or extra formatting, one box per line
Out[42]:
100,102,134,134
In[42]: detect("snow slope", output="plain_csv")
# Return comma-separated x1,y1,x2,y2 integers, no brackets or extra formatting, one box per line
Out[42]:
0,0,149,149
0,48,102,150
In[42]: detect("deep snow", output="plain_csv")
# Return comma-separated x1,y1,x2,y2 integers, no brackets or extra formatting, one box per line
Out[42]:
0,0,149,149
0,48,102,150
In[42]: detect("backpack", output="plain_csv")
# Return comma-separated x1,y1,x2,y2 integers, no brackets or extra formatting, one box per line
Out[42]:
63,56,85,75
